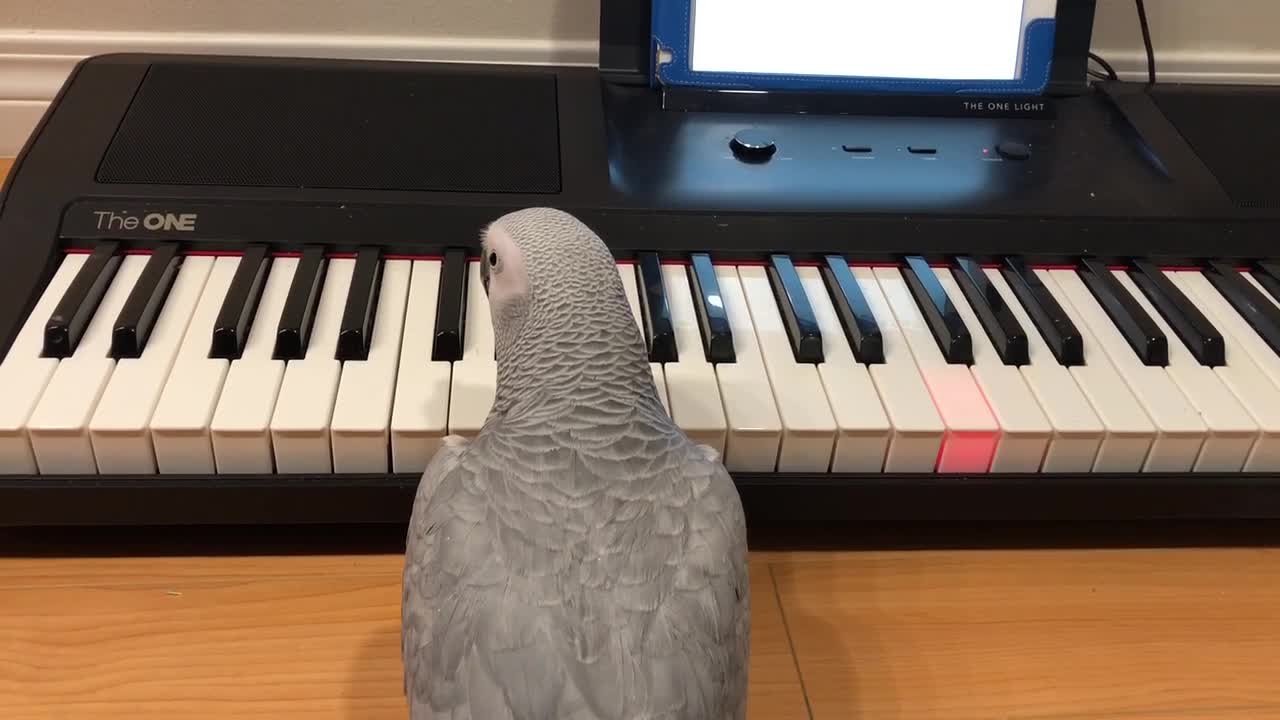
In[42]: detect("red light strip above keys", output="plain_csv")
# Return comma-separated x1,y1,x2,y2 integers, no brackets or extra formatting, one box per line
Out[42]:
58,249,1257,276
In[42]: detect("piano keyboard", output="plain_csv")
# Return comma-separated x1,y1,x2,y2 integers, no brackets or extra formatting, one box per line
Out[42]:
7,244,1280,478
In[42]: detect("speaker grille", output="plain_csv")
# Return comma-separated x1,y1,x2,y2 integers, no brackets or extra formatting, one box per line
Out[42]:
1150,84,1280,209
97,61,562,194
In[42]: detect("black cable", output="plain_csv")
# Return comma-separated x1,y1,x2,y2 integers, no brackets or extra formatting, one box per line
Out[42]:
1135,0,1156,84
1088,51,1119,82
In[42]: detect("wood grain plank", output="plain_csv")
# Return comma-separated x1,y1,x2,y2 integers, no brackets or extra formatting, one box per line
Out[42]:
0,552,399,588
771,548,1280,720
0,554,808,719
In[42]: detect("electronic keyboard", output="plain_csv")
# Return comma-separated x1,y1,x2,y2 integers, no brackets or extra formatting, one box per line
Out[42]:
5,52,1280,528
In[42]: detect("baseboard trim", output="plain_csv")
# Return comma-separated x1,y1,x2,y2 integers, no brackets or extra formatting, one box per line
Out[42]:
1089,48,1280,84
4,31,1280,156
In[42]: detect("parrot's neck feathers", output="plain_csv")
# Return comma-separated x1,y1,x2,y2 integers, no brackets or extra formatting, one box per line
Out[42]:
489,299,668,429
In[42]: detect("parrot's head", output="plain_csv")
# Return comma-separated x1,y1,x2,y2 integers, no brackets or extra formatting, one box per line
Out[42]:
479,207,645,368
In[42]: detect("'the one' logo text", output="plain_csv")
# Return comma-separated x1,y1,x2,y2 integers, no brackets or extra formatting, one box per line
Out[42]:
94,210,197,232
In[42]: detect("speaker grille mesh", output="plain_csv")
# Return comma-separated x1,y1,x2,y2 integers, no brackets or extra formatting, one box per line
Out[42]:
97,61,562,194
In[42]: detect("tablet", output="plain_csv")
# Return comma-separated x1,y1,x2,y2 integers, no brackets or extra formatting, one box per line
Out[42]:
652,0,1059,95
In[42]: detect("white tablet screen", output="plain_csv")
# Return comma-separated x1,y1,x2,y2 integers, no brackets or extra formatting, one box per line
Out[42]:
690,0,1032,81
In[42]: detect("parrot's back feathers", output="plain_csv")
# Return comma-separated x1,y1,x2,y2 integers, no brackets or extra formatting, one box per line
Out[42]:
401,207,749,719
402,416,748,720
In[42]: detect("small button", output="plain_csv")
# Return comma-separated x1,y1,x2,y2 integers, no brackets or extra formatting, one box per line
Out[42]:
730,129,776,161
907,146,937,155
996,140,1031,160
842,145,872,153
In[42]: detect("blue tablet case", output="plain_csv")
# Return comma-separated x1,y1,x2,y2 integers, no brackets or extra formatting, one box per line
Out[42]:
651,0,1058,96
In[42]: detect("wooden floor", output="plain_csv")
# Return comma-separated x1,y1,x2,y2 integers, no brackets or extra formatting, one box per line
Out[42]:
4,527,1280,720
5,156,1280,718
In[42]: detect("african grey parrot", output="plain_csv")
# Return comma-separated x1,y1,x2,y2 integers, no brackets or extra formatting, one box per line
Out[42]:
401,207,750,719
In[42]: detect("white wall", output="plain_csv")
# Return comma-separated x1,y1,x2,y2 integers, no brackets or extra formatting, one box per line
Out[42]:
1091,0,1280,82
2,0,1280,154
0,0,603,155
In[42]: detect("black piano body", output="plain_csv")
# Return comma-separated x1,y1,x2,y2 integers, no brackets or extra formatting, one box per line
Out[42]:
4,47,1280,529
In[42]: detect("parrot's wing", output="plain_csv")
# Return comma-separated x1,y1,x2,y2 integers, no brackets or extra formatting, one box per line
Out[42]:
401,420,750,720
401,433,469,703
659,441,751,720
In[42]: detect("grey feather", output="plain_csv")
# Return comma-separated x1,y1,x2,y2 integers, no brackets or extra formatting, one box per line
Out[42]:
402,208,750,719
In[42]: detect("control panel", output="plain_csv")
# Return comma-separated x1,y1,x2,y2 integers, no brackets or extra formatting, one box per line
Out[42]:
606,105,1054,213
724,126,1035,165
598,76,1197,219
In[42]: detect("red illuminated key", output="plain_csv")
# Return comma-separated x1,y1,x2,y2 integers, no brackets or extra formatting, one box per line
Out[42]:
873,267,1001,473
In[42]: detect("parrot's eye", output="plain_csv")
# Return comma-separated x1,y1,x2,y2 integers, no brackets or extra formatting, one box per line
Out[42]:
488,251,499,270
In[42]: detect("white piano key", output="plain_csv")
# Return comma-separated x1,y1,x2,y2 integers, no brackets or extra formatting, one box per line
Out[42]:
331,259,411,472
797,266,892,472
269,258,353,473
1048,268,1208,471
618,263,670,415
88,256,215,474
1175,272,1280,388
1048,269,1205,471
935,268,1052,471
1112,269,1257,471
1170,270,1280,470
447,261,497,438
150,257,241,474
0,253,87,473
390,259,454,474
209,256,297,473
737,265,834,472
1033,269,1155,471
873,266,999,473
850,266,944,472
27,254,148,473
983,267,1104,472
709,266,781,472
661,262,728,455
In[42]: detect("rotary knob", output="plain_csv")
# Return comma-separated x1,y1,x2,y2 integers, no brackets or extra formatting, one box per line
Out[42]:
729,129,776,162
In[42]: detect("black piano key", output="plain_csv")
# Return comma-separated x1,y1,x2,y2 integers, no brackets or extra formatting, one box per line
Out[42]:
336,247,383,362
42,242,122,358
1128,258,1224,367
901,255,971,364
210,244,270,359
687,253,735,363
637,252,678,363
1204,260,1280,357
110,243,181,359
1000,256,1084,366
951,256,1029,366
819,255,883,364
1078,257,1167,366
1252,261,1280,304
767,254,823,363
431,248,467,362
273,246,328,360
